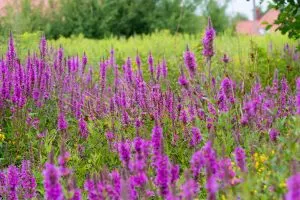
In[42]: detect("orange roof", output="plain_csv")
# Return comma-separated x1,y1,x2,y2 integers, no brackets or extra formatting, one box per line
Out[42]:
258,9,279,32
236,20,259,35
236,9,280,35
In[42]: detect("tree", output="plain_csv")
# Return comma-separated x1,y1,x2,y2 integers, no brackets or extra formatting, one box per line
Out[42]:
200,0,231,33
248,0,300,39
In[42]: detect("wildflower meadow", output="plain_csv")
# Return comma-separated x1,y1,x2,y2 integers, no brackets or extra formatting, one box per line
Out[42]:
0,19,299,200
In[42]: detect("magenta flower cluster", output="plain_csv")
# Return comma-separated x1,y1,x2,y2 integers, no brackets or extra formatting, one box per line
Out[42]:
0,161,37,200
0,28,299,200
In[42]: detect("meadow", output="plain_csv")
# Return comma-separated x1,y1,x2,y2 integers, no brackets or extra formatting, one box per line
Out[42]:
0,27,299,200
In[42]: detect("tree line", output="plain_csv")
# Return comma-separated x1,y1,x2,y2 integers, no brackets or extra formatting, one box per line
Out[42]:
0,0,246,39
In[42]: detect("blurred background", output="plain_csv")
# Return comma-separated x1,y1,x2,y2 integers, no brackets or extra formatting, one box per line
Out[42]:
0,0,277,39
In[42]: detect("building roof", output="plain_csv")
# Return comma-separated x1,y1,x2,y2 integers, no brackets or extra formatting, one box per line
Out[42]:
236,9,280,35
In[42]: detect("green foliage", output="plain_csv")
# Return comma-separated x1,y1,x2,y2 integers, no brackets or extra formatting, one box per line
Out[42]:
273,0,300,40
0,0,205,39
201,0,231,33
257,0,300,40
0,32,299,198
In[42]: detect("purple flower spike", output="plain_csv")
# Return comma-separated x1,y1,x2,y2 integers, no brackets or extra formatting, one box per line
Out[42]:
181,177,199,200
155,155,170,197
296,77,300,115
190,126,202,147
202,18,216,59
234,147,247,172
57,112,68,131
43,163,64,200
184,46,197,78
269,128,279,142
20,160,37,199
71,189,82,200
206,175,218,200
7,165,19,200
78,118,89,138
178,74,188,87
285,173,300,200
151,125,163,155
40,35,47,57
118,141,131,168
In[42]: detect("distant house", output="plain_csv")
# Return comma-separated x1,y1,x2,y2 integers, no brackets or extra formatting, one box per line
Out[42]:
236,9,280,35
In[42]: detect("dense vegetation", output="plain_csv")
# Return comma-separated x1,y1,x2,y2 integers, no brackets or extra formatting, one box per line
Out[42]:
0,0,238,39
0,17,299,199
259,0,300,39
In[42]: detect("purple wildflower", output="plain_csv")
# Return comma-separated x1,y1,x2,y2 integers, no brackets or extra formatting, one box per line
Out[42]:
148,52,154,79
84,179,103,200
190,150,205,179
57,112,68,131
43,163,64,200
110,170,121,196
58,150,71,176
179,109,189,125
170,164,180,184
181,177,199,200
184,47,197,78
269,128,279,142
71,189,82,200
155,155,170,197
162,58,167,78
206,175,218,200
0,171,6,196
202,18,216,59
105,131,115,142
234,147,247,172
178,74,189,87
19,160,37,199
151,125,163,155
296,77,300,115
118,141,131,168
78,118,88,138
40,35,47,57
218,158,239,186
190,126,202,147
7,165,19,200
285,173,300,200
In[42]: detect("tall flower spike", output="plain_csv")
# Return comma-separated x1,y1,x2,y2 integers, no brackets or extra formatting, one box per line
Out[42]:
58,112,68,131
162,57,167,78
148,52,154,79
19,160,37,199
7,165,19,200
181,171,199,200
285,172,300,200
202,17,215,59
136,52,142,77
190,126,202,147
155,155,170,197
0,171,6,196
40,35,47,57
234,147,247,172
118,140,131,168
7,32,16,67
78,118,89,138
184,46,197,78
206,175,218,200
43,162,64,200
296,77,300,115
151,125,163,155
